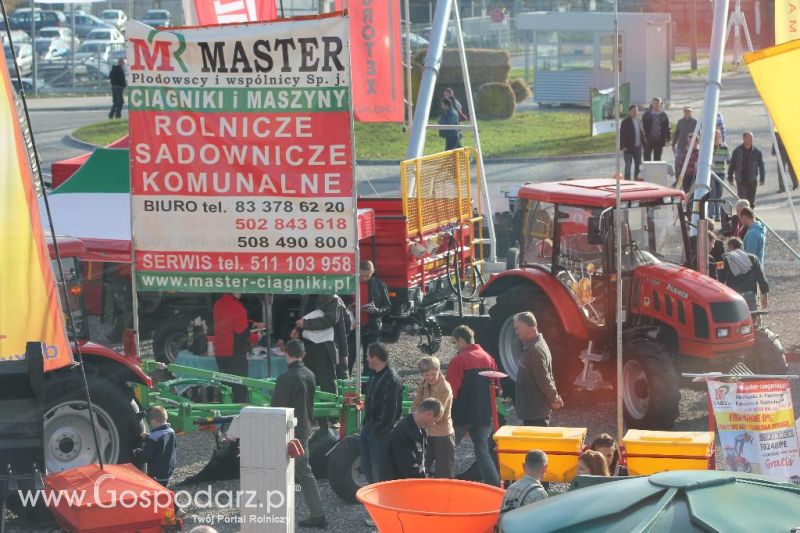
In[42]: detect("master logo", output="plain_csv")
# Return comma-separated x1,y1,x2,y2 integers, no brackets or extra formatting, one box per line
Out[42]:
130,30,188,73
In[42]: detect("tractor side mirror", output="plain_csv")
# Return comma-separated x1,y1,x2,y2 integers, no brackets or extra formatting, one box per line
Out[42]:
588,216,603,245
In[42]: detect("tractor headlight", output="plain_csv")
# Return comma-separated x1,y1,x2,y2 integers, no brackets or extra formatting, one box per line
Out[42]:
716,328,730,338
740,324,753,335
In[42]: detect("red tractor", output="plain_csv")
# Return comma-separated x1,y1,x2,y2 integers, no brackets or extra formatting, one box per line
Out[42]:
480,179,787,428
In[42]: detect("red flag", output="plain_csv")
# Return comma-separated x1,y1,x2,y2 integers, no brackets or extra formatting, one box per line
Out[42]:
191,0,276,25
337,0,404,122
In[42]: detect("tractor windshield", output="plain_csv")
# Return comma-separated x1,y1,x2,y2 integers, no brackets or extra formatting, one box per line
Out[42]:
618,203,685,270
52,256,88,340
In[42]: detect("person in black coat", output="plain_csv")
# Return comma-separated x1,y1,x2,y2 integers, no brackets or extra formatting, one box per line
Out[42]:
387,399,443,480
133,406,176,486
270,340,327,528
359,343,403,483
641,97,670,161
353,261,391,374
297,295,339,395
620,105,644,180
108,58,127,119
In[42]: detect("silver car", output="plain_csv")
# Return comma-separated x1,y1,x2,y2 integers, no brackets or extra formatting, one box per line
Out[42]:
99,9,128,31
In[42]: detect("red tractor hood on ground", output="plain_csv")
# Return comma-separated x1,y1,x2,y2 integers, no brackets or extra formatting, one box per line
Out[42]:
635,262,746,305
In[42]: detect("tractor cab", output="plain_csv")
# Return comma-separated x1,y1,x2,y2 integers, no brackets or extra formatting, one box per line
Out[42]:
46,234,89,341
516,179,689,329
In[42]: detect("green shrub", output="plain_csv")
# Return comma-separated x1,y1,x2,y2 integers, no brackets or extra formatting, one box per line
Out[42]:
475,83,516,119
509,78,532,104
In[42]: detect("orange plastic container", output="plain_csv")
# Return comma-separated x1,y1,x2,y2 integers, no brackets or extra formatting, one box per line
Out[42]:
357,479,505,533
44,463,173,533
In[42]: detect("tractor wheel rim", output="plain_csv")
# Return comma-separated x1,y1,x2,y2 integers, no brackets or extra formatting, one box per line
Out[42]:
352,456,368,487
164,332,188,362
43,401,120,472
623,359,649,421
498,316,521,381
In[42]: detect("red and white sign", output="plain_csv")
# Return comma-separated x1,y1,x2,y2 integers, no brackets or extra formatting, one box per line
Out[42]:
183,0,276,25
336,0,403,122
126,15,355,294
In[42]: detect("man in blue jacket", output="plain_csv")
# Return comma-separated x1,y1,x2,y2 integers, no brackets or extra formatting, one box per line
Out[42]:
740,207,766,265
134,406,177,486
438,98,461,151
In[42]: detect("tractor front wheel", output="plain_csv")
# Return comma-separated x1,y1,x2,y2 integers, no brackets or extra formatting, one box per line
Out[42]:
622,340,680,429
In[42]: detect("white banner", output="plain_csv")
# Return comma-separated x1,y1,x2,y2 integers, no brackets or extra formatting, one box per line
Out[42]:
708,379,800,484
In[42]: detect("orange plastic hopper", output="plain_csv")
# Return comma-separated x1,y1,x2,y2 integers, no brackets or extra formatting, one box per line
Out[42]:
357,479,505,533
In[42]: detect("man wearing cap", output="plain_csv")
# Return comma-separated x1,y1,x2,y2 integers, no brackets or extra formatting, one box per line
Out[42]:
672,106,698,159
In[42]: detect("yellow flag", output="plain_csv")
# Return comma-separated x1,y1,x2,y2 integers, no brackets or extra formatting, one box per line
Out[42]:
746,41,800,189
775,0,800,44
0,50,73,370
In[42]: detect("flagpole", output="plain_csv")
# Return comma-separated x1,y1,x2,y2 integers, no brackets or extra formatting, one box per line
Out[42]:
614,0,623,445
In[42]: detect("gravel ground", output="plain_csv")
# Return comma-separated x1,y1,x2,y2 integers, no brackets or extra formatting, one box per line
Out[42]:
8,246,800,532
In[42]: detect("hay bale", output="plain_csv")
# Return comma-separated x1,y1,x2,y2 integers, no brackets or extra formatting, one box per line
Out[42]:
412,48,511,86
509,78,532,104
474,82,516,120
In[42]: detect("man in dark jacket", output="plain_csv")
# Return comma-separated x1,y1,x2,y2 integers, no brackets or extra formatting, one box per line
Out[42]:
641,97,670,161
513,312,563,427
438,98,461,151
297,295,339,395
620,105,644,180
133,406,176,486
717,237,769,311
446,325,500,486
108,58,126,119
359,343,403,483
387,398,443,480
355,261,391,373
270,340,327,529
728,132,766,208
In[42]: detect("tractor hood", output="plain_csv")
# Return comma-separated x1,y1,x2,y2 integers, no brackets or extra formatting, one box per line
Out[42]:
633,263,754,347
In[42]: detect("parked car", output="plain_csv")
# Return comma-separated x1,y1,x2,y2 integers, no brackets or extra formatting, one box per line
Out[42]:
35,27,79,56
99,9,127,31
8,10,66,35
84,27,124,44
403,32,429,51
36,38,72,61
1,29,32,45
4,42,33,76
65,12,112,39
141,9,172,28
75,41,124,64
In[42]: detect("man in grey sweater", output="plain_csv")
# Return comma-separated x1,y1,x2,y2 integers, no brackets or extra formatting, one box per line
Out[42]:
512,312,563,427
672,106,698,157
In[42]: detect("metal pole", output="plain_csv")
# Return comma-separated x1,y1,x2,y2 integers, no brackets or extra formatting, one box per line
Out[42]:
452,0,496,262
404,0,413,131
692,0,730,235
405,0,453,160
613,0,623,445
30,0,36,95
690,0,698,70
71,3,75,89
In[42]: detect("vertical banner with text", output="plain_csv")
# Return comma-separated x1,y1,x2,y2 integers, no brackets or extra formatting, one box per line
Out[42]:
708,379,800,483
336,0,404,122
182,0,277,26
126,14,355,295
775,0,799,45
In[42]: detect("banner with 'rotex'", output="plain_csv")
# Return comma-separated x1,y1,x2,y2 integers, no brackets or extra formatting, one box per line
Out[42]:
126,14,356,295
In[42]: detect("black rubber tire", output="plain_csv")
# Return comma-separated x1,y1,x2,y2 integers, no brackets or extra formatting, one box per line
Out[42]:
488,286,583,399
622,340,680,429
308,427,339,479
43,374,142,472
153,316,191,363
327,434,366,503
753,328,789,375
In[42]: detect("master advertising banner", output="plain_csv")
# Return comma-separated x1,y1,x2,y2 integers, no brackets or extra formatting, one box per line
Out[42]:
708,379,800,483
126,14,356,295
182,0,277,26
590,82,630,136
0,51,72,370
336,0,404,122
775,0,799,45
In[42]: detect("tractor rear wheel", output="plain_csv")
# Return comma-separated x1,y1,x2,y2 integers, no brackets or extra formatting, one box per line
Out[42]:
622,340,680,429
488,286,583,397
752,328,789,375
